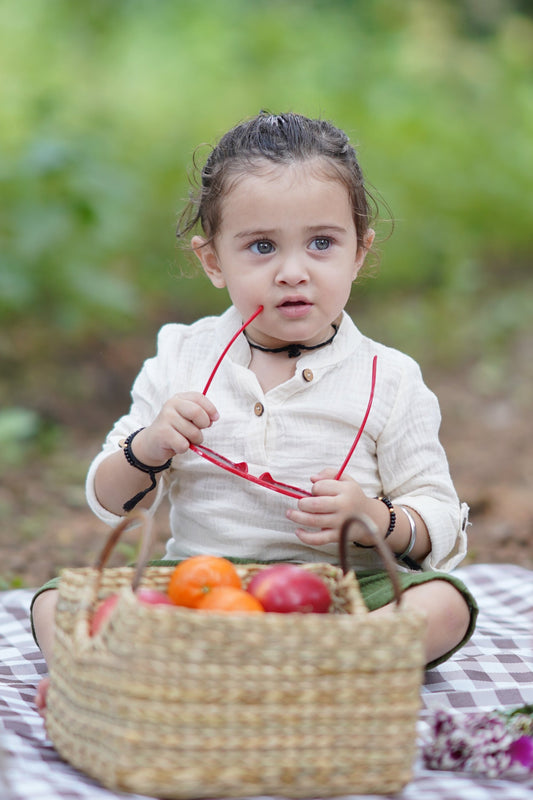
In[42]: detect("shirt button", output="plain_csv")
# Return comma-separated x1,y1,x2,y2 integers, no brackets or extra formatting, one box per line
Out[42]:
254,402,264,416
302,368,314,382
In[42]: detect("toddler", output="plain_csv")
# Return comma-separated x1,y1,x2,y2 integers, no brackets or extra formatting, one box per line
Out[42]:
33,112,477,712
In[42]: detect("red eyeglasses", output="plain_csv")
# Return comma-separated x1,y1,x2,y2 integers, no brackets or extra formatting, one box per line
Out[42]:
189,307,377,499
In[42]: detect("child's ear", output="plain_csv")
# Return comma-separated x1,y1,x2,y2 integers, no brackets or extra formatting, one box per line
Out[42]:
353,228,375,278
191,235,226,289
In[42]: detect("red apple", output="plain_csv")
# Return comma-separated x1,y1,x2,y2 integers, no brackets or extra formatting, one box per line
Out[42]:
90,593,119,636
90,589,174,636
247,565,331,613
136,588,174,606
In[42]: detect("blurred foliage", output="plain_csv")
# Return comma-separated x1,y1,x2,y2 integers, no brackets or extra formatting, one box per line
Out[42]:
0,575,25,591
0,408,42,464
1,0,532,363
0,406,61,467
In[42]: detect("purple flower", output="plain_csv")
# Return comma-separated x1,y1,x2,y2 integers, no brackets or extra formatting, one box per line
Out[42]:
509,736,533,769
433,709,455,736
423,706,533,780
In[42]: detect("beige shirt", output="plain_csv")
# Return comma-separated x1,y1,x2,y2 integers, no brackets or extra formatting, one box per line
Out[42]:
86,306,468,572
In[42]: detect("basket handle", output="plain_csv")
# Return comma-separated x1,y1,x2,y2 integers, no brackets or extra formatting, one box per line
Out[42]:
93,510,154,593
339,514,403,608
94,510,403,605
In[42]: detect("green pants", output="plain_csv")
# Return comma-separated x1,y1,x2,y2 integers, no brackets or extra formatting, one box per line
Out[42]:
31,562,477,669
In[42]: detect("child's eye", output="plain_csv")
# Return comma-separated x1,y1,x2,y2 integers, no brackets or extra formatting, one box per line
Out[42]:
250,240,275,255
310,237,331,251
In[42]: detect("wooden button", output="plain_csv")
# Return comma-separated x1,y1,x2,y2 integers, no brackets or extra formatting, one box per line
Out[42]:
254,402,264,416
302,368,314,382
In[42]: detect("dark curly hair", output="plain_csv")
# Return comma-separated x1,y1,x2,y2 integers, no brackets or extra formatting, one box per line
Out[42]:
177,111,380,253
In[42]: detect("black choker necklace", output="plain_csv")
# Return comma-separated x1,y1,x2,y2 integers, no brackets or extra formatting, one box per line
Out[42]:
243,324,339,359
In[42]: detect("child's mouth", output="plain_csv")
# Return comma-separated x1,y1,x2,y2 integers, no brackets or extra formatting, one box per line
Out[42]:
277,299,312,317
278,297,311,307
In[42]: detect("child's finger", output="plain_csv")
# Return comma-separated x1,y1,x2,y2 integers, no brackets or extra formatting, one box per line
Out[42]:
194,393,220,422
174,392,219,425
309,468,337,483
287,505,335,530
295,527,339,546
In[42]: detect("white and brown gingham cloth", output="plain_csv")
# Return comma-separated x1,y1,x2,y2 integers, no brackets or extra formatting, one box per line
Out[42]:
1,563,532,800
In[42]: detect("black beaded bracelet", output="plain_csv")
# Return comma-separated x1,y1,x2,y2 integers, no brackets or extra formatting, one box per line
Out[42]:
353,495,396,548
378,495,396,539
120,428,173,512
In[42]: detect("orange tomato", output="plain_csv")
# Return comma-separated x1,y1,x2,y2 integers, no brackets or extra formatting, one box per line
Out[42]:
196,586,265,613
167,555,241,608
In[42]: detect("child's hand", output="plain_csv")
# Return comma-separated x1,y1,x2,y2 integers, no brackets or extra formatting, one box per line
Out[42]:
287,468,374,546
131,392,219,465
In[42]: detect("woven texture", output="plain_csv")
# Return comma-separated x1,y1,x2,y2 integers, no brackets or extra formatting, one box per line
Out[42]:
47,561,426,798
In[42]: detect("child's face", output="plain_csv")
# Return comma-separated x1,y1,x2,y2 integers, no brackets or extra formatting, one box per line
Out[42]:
192,158,373,349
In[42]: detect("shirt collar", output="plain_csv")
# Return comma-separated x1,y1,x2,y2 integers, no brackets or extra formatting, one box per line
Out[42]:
215,306,363,370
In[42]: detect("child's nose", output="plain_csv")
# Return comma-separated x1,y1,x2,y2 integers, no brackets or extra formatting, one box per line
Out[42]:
275,255,309,285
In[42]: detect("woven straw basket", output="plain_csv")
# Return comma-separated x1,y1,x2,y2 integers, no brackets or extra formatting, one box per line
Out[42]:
47,512,426,798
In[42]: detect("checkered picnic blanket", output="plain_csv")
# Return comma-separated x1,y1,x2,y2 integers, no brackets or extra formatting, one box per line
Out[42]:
1,563,532,800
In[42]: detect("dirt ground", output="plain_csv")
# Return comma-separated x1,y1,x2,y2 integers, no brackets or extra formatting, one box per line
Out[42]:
1,326,532,590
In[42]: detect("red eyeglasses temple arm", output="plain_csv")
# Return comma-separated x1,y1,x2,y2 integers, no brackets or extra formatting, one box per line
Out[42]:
202,306,264,395
334,354,377,481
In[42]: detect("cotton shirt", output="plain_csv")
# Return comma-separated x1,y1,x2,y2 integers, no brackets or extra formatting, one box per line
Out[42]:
86,306,468,572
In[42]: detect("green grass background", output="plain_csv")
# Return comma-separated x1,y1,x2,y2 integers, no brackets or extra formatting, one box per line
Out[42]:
1,0,532,443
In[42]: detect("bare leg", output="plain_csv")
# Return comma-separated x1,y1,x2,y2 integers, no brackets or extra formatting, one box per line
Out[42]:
32,589,58,716
371,580,471,666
